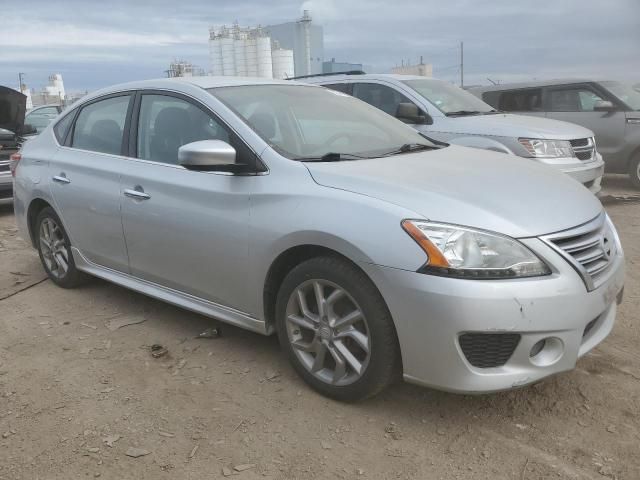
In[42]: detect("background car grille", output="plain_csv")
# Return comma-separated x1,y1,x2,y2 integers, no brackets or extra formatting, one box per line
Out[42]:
459,333,521,368
544,215,615,291
0,161,10,173
569,137,595,161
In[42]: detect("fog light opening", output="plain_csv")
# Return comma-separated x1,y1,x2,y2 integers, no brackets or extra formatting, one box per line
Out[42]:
529,337,564,367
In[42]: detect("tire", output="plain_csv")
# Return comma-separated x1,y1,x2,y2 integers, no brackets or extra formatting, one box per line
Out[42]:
275,256,400,402
629,153,640,189
35,207,88,288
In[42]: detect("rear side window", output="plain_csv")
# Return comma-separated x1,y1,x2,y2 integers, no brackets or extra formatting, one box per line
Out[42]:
53,110,75,144
324,83,351,94
496,89,542,112
71,95,131,155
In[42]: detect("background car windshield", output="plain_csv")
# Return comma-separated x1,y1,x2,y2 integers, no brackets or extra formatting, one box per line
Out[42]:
600,81,640,111
403,79,495,114
210,85,435,159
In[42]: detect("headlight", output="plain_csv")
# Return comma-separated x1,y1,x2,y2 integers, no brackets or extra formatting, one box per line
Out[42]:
518,138,574,158
402,220,551,279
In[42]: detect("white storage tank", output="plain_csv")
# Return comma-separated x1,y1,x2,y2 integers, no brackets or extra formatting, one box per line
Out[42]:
220,36,236,76
234,37,247,76
245,36,258,77
256,35,273,78
272,48,294,79
209,35,223,76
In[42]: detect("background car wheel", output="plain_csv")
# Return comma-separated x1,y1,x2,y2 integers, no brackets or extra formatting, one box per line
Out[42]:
276,256,401,402
35,207,88,288
629,153,640,189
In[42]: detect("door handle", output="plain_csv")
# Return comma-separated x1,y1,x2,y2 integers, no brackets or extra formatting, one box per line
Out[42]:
123,187,151,200
52,174,70,184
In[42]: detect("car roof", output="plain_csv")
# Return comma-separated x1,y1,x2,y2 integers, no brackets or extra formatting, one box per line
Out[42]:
469,79,607,93
74,76,320,106
302,73,441,84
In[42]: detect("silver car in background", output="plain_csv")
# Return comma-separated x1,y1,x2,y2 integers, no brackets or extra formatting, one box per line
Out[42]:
12,78,624,400
303,73,605,193
470,80,640,188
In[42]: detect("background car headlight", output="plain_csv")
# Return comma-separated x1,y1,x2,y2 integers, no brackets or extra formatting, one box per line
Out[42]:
402,220,551,279
518,138,574,158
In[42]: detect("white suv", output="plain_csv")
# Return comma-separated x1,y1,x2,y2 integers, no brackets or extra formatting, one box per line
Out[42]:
302,73,605,193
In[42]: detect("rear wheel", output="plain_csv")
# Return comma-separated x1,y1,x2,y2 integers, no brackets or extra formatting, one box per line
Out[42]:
629,153,640,189
276,256,400,401
35,207,87,288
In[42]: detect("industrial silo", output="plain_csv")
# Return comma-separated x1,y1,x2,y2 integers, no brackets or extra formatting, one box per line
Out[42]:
245,34,258,77
209,28,223,76
256,35,273,78
272,46,294,79
220,32,236,76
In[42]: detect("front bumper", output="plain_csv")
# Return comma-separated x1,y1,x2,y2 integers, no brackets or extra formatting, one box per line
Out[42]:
359,237,624,394
540,153,604,194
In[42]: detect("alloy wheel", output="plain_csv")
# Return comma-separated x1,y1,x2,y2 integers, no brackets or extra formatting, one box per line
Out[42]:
285,279,371,386
39,217,69,279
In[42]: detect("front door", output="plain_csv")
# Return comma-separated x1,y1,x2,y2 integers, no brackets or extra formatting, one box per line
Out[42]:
544,84,627,162
120,92,253,312
50,94,132,272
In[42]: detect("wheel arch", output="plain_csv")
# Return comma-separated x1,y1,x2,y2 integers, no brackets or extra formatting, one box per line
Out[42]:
26,198,54,247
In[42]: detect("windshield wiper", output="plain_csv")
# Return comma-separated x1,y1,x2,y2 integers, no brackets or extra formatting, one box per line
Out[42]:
445,110,485,117
381,143,434,157
294,152,372,162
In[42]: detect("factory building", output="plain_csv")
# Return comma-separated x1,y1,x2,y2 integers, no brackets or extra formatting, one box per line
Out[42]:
208,24,295,79
323,58,364,74
391,59,433,77
265,10,324,77
167,60,205,78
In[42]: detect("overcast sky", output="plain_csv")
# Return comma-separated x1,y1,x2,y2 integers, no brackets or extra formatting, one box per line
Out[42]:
1,0,639,92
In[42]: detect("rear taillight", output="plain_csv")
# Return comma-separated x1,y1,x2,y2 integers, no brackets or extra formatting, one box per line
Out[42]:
9,152,21,177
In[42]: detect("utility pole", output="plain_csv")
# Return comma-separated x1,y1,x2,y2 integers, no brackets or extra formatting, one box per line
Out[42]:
460,42,464,88
18,72,25,93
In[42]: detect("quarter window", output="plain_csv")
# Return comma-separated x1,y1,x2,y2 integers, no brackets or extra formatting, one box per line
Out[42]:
549,87,605,112
53,110,75,143
137,95,231,165
352,83,416,117
71,96,131,155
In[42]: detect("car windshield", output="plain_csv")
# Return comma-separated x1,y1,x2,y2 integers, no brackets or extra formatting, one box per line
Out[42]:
402,79,496,115
210,84,438,160
600,81,640,111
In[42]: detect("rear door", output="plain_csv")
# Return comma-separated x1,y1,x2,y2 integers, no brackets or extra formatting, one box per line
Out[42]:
543,83,627,160
120,91,255,311
50,93,132,272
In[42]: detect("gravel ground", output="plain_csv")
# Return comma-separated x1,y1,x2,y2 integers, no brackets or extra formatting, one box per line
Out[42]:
0,175,638,480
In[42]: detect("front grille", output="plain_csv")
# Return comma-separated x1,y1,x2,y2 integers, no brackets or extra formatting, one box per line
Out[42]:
459,333,521,368
569,137,595,162
543,213,616,291
0,161,10,173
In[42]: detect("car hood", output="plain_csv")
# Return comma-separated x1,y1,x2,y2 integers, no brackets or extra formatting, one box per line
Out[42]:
0,86,26,134
426,113,594,140
305,145,602,238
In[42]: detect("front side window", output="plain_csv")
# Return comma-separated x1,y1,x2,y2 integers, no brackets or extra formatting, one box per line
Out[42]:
549,87,604,112
403,79,496,114
72,95,131,155
496,89,542,112
137,94,231,165
211,84,437,160
352,83,416,116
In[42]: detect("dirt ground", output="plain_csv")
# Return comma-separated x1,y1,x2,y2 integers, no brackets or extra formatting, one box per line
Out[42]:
0,175,638,480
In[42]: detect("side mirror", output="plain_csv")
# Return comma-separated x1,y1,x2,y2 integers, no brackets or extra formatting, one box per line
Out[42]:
593,100,616,112
178,140,237,171
396,103,430,124
20,124,37,135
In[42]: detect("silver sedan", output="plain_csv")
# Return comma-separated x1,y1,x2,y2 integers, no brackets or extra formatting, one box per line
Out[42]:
12,77,625,401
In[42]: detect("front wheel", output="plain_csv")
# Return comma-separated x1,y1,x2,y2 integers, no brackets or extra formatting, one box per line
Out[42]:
629,153,640,189
35,207,88,288
276,256,400,401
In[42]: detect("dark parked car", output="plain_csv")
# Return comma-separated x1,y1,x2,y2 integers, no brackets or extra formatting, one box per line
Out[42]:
0,86,27,204
470,80,640,188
